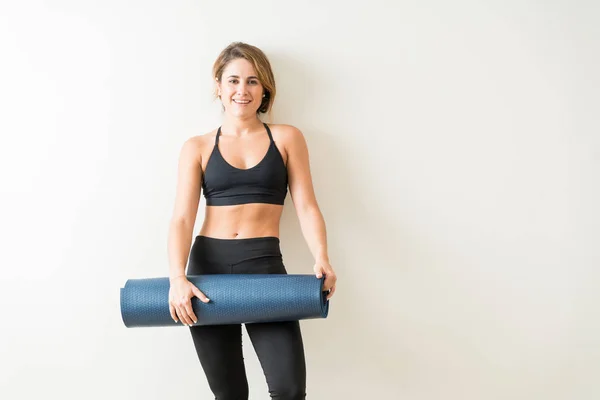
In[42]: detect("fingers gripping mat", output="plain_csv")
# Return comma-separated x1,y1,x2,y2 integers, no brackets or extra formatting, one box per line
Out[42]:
120,274,330,327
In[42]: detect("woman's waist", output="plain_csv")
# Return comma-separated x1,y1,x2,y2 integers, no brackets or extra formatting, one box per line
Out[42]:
189,234,283,270
200,203,282,239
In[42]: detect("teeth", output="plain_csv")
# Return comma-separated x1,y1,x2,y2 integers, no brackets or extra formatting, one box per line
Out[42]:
234,99,250,104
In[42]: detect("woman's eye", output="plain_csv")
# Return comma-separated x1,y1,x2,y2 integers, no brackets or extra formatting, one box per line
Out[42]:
228,79,258,85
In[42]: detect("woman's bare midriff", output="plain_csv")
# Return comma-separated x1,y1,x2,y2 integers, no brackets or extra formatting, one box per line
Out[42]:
198,203,284,239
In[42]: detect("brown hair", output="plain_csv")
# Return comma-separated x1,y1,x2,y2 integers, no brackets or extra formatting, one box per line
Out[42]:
212,42,276,115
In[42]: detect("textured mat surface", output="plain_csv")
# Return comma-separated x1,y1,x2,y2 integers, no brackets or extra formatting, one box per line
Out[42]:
120,274,330,327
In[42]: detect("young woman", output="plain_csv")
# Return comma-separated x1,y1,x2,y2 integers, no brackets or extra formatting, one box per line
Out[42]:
166,42,337,400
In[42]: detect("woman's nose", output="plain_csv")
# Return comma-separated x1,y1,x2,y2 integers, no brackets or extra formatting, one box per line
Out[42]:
237,82,248,94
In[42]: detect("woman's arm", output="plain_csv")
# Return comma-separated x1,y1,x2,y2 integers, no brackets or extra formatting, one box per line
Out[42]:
167,138,202,280
285,126,337,298
166,137,210,326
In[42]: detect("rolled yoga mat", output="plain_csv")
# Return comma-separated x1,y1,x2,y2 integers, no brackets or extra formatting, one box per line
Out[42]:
120,274,330,327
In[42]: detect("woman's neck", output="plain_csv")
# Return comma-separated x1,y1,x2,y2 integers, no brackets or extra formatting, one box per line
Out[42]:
220,115,264,137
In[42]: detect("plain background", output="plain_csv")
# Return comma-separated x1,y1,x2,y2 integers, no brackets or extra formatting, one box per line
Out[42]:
1,1,598,399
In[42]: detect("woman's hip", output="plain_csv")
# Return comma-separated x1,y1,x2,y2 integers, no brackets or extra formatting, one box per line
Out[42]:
187,235,287,275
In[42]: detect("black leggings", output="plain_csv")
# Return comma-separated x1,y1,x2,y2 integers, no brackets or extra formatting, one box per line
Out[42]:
186,235,307,400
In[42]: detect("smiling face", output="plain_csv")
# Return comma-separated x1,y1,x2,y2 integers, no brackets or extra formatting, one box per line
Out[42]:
217,58,265,117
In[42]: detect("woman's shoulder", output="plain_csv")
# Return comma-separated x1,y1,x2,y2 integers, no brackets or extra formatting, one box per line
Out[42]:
186,128,221,149
267,123,305,142
268,123,301,133
188,128,218,144
179,129,218,161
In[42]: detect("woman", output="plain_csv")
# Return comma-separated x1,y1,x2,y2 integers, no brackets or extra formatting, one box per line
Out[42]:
166,42,337,400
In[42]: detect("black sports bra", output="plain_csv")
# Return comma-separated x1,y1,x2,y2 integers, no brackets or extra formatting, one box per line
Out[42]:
201,123,288,206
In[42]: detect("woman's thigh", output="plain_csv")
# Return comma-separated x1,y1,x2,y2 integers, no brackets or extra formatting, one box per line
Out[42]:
245,320,306,397
189,323,249,398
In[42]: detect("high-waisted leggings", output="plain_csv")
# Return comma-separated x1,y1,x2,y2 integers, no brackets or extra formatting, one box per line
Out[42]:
186,235,307,400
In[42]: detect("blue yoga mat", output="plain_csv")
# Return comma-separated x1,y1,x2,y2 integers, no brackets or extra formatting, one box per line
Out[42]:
120,274,330,327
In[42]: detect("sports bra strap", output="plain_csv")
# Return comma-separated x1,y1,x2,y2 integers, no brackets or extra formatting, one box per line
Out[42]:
215,126,221,145
263,123,274,143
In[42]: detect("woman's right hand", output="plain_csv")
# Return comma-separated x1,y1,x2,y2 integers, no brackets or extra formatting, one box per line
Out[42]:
168,276,210,326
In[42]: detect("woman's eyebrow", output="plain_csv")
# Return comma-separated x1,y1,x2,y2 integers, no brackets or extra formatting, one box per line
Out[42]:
227,75,259,79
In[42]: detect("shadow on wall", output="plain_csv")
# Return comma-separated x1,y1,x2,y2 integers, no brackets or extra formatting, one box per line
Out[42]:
264,51,449,396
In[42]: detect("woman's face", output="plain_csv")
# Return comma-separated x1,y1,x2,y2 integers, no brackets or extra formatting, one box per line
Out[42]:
218,58,264,117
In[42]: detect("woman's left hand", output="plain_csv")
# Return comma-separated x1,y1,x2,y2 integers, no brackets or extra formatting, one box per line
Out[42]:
314,259,337,300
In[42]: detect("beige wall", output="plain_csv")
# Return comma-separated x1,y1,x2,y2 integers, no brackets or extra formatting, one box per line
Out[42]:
1,0,598,399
